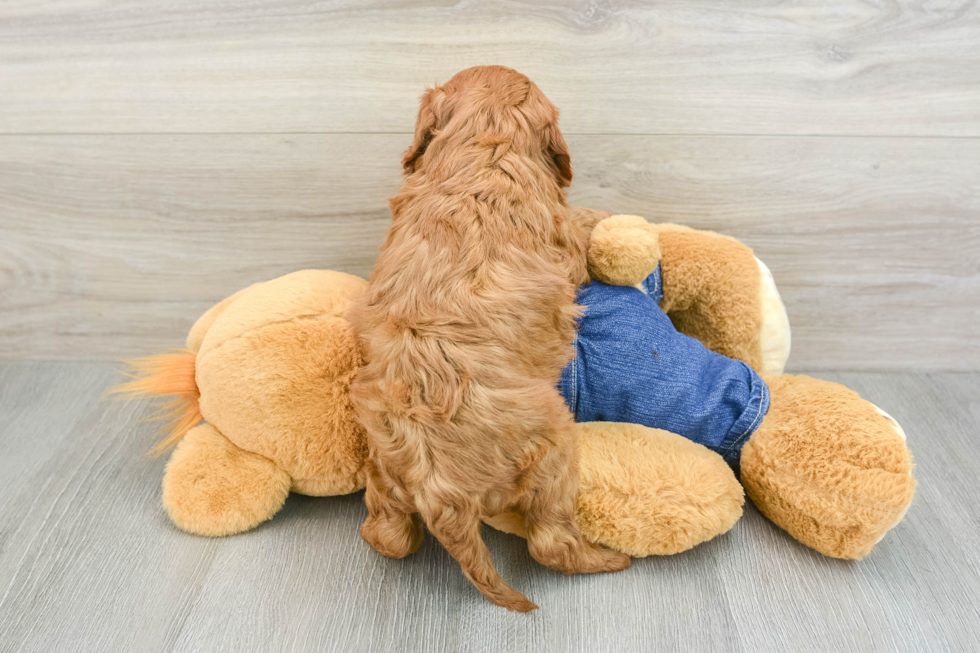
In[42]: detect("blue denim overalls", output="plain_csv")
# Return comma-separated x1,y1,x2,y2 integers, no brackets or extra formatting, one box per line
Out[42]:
559,266,770,473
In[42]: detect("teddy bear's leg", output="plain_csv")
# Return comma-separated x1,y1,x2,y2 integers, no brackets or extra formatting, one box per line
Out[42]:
739,374,916,559
162,423,291,536
485,423,746,556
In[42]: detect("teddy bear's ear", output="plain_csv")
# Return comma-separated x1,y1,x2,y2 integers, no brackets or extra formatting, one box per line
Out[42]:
402,85,448,174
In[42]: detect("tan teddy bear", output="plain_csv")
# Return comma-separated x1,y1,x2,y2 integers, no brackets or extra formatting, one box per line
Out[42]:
117,214,914,560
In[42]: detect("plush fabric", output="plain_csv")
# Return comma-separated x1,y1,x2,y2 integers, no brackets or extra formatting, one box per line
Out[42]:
755,257,792,375
485,423,744,556
485,422,745,556
574,422,745,556
186,286,254,353
196,270,369,496
163,423,291,537
124,261,746,552
655,224,766,372
118,215,915,562
741,374,916,559
586,215,661,286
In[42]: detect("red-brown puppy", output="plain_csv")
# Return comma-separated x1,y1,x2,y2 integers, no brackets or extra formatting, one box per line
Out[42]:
347,66,630,611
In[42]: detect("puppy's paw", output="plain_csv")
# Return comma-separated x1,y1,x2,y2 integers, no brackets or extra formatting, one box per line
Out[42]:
552,540,632,575
360,514,424,559
579,541,632,574
588,215,660,286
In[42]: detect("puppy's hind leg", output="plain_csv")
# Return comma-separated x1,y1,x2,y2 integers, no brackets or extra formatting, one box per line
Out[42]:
360,456,424,559
420,500,538,612
522,400,631,575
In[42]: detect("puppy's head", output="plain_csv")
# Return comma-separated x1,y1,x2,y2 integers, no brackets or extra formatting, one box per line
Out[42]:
402,66,572,187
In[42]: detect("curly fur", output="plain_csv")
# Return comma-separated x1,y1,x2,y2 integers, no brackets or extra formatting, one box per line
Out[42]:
347,66,629,611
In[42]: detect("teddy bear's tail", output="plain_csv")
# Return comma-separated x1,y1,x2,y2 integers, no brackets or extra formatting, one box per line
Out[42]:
110,350,202,456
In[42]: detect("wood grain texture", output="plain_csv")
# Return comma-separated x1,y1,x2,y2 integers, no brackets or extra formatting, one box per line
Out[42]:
1,2,976,648
1,363,978,652
1,134,977,369
1,1,979,135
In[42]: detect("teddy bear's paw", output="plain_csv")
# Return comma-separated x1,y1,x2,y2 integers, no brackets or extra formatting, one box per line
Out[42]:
162,423,291,537
587,215,661,287
873,405,907,442
740,374,916,559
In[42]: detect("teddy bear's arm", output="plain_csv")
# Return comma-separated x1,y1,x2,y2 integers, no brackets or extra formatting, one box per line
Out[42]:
587,215,661,287
653,224,783,374
570,207,663,287
570,210,789,373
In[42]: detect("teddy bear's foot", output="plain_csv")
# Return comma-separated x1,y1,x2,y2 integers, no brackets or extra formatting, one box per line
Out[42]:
162,423,291,536
740,374,916,559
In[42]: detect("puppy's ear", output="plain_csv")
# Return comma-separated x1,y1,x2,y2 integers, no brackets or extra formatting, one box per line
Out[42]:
544,113,573,187
402,85,447,173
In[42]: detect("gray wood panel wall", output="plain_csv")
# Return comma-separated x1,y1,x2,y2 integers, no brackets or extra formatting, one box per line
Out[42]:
1,1,978,369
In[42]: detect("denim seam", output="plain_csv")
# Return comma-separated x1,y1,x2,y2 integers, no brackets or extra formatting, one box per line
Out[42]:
725,381,769,455
571,354,578,412
644,264,662,304
721,376,769,458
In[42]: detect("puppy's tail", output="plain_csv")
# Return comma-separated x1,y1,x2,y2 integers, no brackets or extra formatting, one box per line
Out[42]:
109,350,202,456
420,502,538,612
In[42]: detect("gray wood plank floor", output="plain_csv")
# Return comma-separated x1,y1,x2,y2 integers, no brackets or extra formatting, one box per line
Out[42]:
1,362,977,652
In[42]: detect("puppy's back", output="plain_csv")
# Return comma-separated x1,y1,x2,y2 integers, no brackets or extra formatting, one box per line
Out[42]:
349,65,589,610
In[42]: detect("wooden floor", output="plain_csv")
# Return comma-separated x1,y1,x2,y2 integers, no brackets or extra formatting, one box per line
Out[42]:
2,2,979,650
0,362,977,652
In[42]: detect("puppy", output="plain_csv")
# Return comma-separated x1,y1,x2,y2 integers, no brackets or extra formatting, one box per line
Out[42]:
347,66,630,611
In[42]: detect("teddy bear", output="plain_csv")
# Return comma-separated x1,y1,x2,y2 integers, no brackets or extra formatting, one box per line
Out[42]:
116,213,915,560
